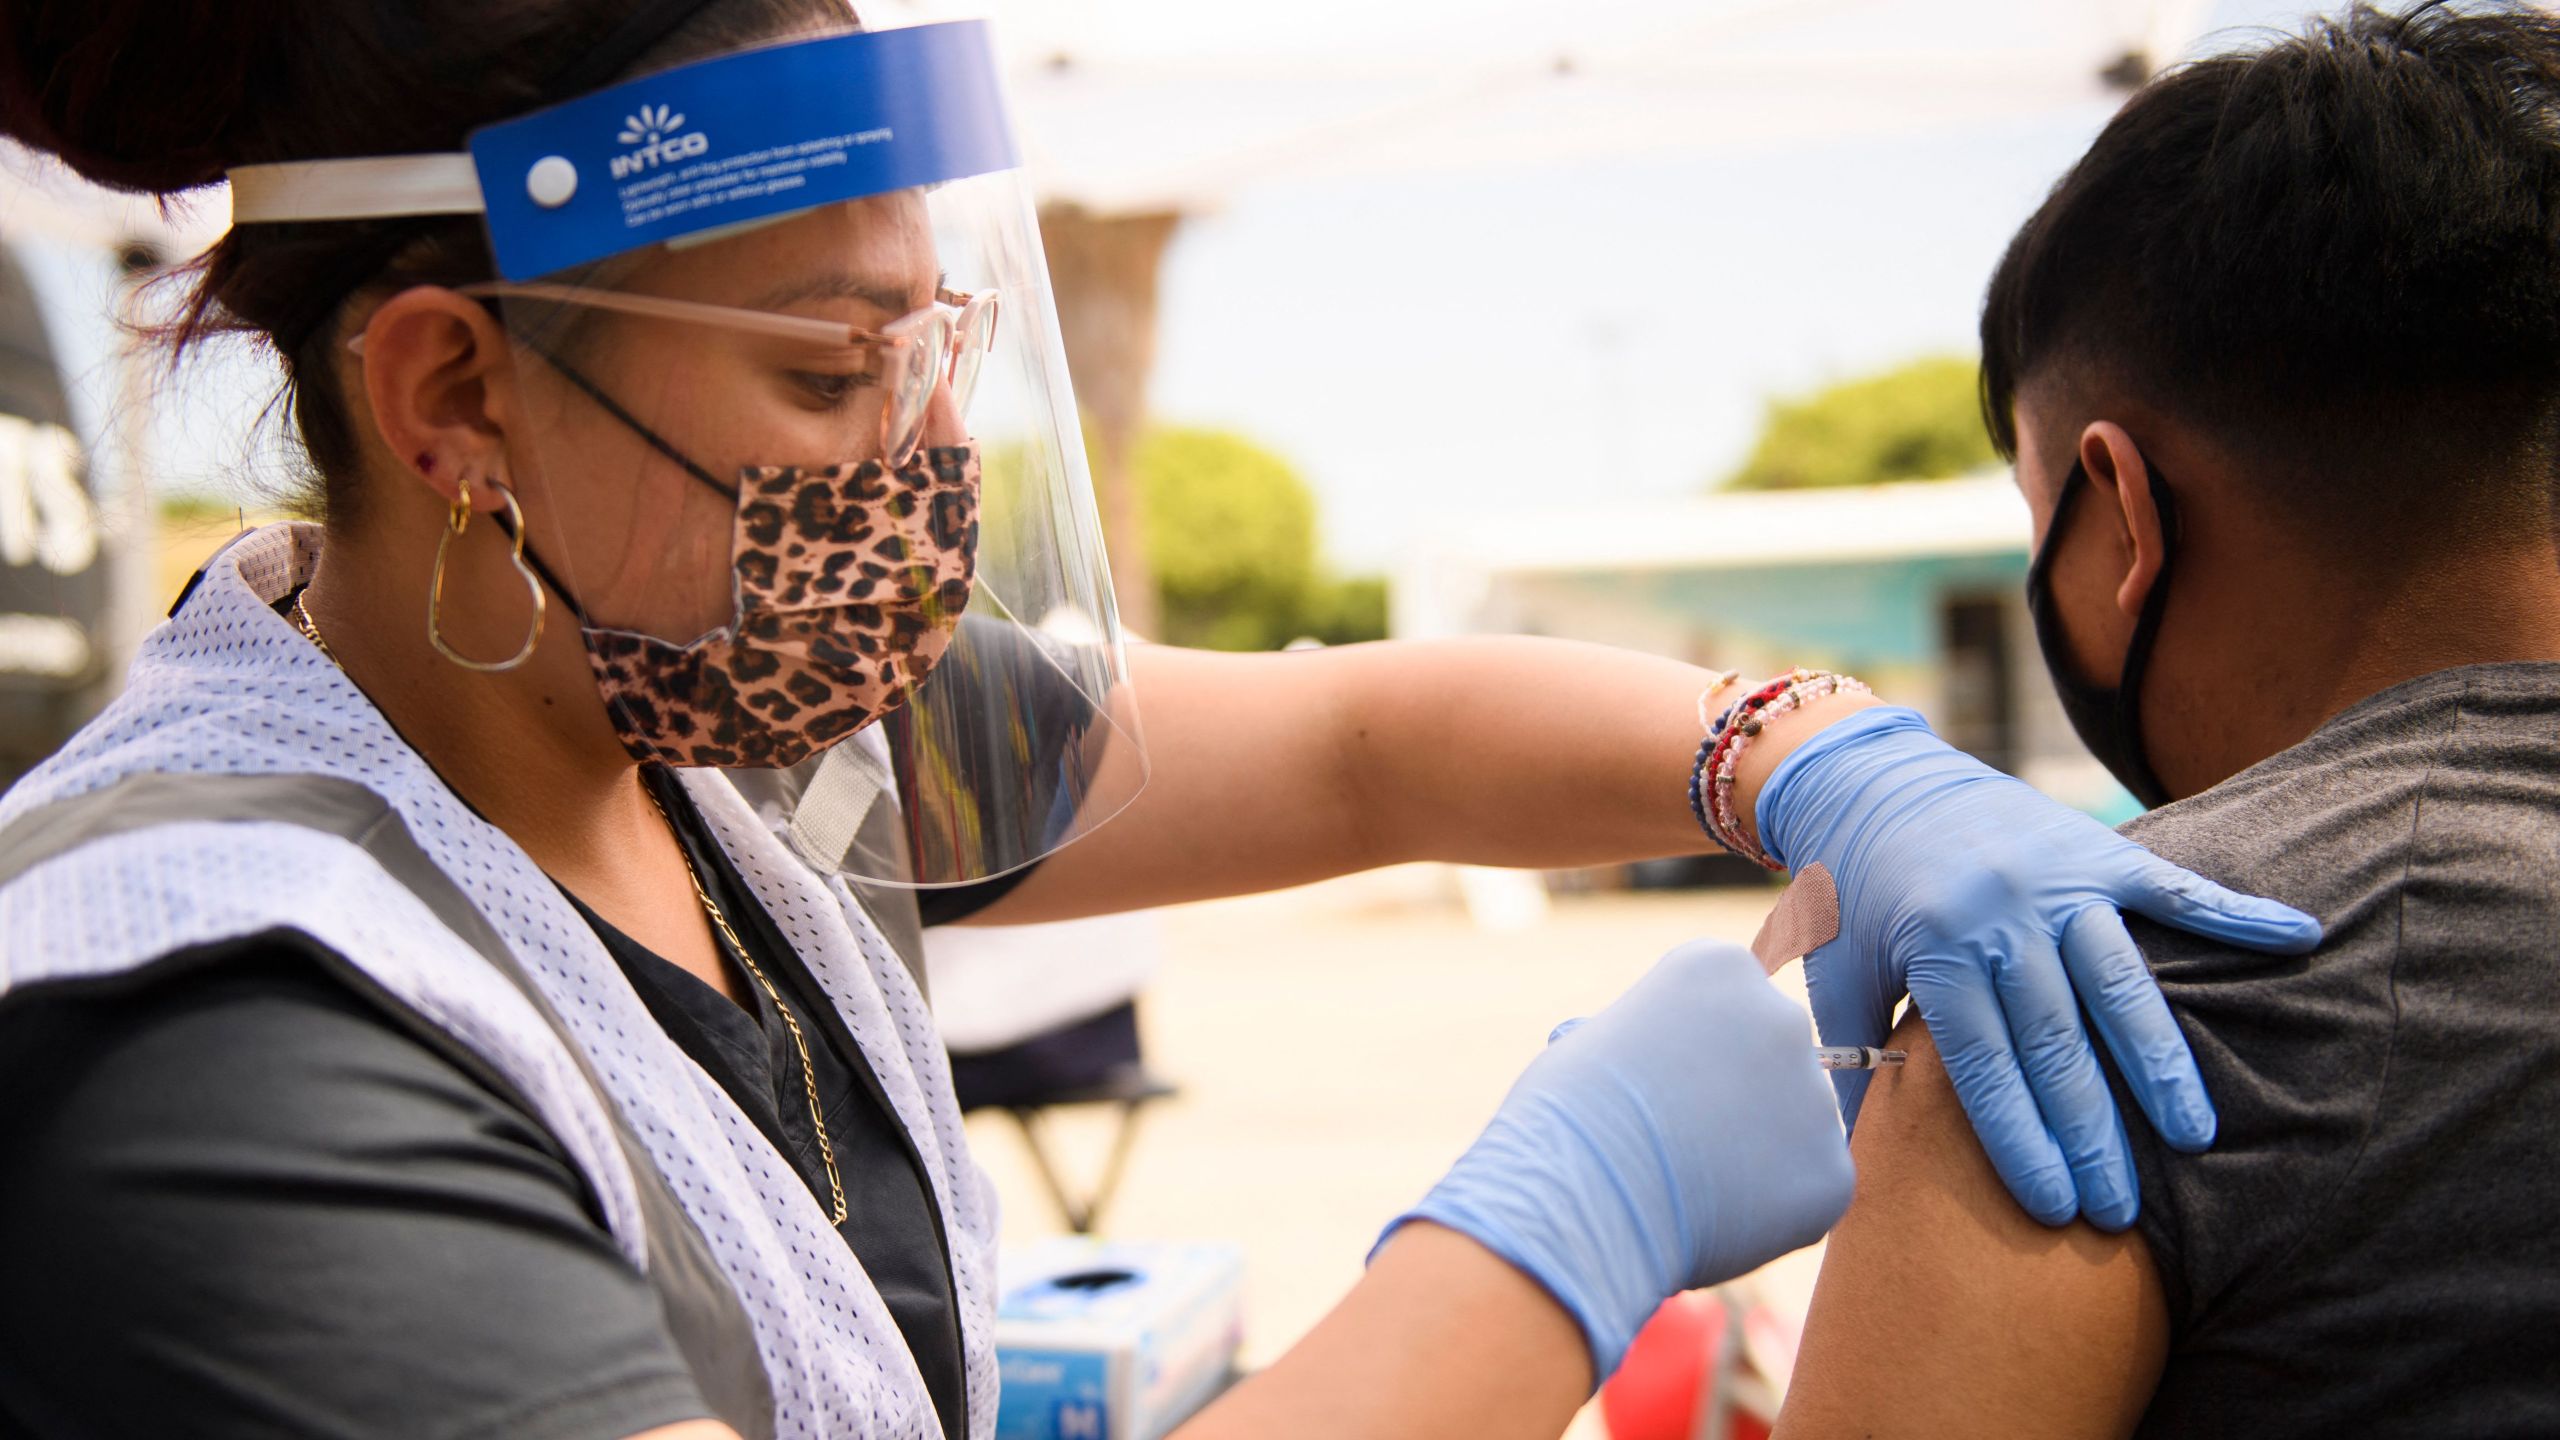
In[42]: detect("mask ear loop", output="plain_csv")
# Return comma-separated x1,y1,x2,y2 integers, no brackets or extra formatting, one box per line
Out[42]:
429,470,550,671
2107,467,2181,805
519,339,741,500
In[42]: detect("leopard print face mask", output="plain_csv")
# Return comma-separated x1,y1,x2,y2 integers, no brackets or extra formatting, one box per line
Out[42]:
579,443,981,768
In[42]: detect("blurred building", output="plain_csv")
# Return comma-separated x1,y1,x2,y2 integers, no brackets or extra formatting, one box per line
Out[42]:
1393,473,2141,825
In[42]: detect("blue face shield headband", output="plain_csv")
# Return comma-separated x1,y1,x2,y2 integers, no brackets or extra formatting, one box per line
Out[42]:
229,21,1019,280
221,20,1152,889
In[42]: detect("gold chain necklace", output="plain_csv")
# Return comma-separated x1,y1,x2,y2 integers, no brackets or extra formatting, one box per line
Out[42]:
290,583,848,1227
643,783,850,1226
291,589,339,665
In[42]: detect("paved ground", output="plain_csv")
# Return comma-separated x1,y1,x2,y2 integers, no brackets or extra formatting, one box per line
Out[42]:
959,870,1826,1438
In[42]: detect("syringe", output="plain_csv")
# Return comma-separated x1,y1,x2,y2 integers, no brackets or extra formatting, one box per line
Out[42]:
1813,1046,1907,1070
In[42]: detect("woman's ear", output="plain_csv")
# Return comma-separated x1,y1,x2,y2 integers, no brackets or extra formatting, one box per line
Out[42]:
2078,420,2168,620
354,286,520,512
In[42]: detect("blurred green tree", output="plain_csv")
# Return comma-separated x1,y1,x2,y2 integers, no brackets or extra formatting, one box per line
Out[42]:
1132,425,1386,651
1295,575,1389,649
1723,354,1999,491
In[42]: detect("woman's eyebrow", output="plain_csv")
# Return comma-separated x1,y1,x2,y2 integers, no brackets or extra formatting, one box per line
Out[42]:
750,273,926,315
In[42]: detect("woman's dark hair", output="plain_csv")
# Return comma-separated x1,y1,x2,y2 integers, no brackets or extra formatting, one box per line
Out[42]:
1980,0,2560,538
0,0,853,523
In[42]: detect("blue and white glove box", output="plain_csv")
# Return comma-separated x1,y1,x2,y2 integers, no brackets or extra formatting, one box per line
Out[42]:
992,1239,1245,1440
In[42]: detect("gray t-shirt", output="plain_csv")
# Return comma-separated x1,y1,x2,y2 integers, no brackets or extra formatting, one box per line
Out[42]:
2104,661,2560,1436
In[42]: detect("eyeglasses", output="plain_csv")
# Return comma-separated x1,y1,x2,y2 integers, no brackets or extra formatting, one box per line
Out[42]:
452,281,1000,467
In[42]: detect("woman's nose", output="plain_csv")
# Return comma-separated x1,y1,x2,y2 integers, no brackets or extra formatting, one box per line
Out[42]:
916,380,967,450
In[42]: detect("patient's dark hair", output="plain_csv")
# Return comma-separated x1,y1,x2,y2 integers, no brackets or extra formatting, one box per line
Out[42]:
0,0,853,521
1980,1,2560,542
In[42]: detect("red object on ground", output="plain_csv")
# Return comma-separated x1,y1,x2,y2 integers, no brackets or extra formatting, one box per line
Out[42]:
1599,1291,1772,1440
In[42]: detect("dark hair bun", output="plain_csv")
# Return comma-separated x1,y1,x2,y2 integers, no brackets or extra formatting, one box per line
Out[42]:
0,0,280,194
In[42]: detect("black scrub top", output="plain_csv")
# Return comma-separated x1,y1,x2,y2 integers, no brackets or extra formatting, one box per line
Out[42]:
579,763,969,1438
0,768,1018,1440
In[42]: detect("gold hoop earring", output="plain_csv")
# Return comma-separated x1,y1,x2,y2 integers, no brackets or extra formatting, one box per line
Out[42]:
428,472,548,672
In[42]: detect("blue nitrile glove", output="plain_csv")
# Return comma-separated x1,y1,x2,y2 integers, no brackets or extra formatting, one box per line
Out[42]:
1754,705,2323,1231
1373,940,1852,1384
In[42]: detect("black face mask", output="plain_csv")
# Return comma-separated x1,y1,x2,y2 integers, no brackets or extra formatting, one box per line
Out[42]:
2024,459,2182,810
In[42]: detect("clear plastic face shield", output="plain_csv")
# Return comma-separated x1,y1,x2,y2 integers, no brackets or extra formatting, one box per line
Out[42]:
228,22,1145,887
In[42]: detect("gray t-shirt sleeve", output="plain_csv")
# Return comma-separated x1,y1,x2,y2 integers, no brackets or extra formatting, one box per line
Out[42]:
0,935,712,1440
2081,663,2560,1439
2097,911,2396,1324
2095,718,2419,1329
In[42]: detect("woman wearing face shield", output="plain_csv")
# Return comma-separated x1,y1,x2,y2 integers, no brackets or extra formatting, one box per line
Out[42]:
0,3,2323,1438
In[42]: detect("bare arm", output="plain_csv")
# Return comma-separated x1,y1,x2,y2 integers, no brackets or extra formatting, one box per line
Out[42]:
1174,1221,1592,1440
977,638,1880,923
1773,1017,2168,1439
632,1227,1616,1440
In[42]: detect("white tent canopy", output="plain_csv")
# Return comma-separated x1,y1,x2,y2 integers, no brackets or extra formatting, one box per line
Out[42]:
0,1,2220,247
890,0,2218,212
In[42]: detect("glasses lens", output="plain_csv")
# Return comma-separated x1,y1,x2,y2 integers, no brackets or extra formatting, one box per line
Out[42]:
952,319,988,415
884,311,951,464
948,292,998,416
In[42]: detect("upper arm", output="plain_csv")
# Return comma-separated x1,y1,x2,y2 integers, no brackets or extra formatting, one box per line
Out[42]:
1774,1016,2169,1440
1176,1221,1590,1440
973,634,1718,923
970,642,1375,923
0,941,712,1439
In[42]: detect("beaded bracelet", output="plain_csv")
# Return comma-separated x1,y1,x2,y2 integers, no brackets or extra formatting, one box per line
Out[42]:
1688,673,1786,860
1695,673,1803,867
1682,670,1746,838
1710,669,1874,868
1689,668,1872,870
1709,673,1842,868
1694,669,1742,732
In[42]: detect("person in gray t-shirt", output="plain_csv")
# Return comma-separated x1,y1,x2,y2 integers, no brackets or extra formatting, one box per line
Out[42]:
2108,664,2560,1434
1774,6,2560,1436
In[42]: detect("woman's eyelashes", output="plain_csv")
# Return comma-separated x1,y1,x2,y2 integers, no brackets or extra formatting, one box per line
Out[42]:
790,369,865,406
774,344,882,411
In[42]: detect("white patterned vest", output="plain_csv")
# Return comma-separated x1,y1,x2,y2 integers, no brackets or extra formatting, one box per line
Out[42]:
0,523,1002,1439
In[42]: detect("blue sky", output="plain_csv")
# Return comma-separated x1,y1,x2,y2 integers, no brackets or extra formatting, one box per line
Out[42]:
1139,0,2330,570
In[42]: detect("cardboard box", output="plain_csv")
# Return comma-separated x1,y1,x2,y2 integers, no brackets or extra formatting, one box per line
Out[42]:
992,1239,1246,1440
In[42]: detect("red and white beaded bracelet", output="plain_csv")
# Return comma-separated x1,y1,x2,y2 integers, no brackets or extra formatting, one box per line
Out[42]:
1692,668,1872,870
